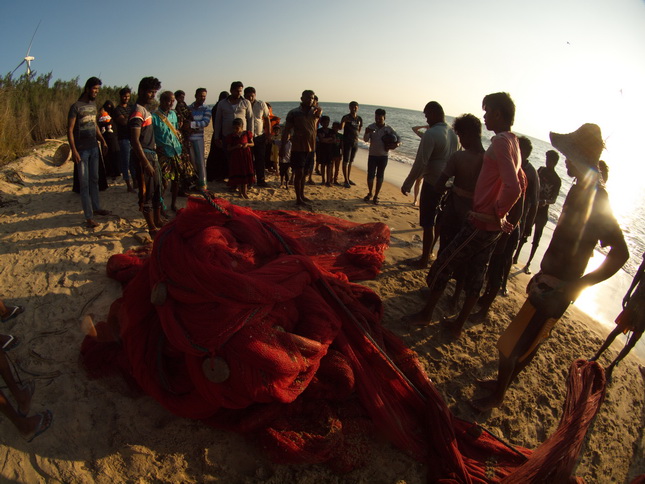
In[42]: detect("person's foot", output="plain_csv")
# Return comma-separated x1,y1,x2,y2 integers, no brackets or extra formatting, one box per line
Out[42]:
441,316,464,338
307,179,315,185
475,379,498,391
343,181,351,188
315,169,321,175
512,257,519,265
334,180,342,186
470,394,504,412
85,219,99,228
404,310,434,327
373,197,379,205
363,193,372,202
523,265,531,275
257,181,268,187
401,257,429,269
349,180,356,186
1,306,24,323
21,410,53,442
325,182,331,187
16,380,35,417
94,209,111,216
302,196,312,203
499,287,508,297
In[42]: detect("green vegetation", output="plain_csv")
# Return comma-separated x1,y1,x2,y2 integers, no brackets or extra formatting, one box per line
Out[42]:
0,72,127,165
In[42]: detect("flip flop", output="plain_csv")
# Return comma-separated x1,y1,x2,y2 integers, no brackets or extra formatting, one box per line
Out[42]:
17,380,35,417
1,306,24,323
1,334,19,351
23,409,53,443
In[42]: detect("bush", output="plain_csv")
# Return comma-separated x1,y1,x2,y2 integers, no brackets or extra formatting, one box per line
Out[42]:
0,72,127,165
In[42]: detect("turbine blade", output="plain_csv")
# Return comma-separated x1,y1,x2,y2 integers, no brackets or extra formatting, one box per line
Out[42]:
25,20,41,56
10,59,26,77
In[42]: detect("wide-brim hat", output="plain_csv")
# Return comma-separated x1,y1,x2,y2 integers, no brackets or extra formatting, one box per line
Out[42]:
549,123,604,166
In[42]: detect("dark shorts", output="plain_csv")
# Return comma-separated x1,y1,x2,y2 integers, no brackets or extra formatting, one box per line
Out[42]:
342,142,358,165
426,221,501,297
317,149,332,166
290,151,315,171
534,204,549,227
419,181,443,228
279,163,290,177
367,155,388,181
138,151,162,212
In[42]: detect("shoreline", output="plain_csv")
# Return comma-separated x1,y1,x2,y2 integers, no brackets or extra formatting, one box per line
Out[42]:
0,136,642,482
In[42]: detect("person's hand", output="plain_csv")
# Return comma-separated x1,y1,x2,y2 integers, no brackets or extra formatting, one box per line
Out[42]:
144,162,155,177
468,212,514,233
558,277,590,303
101,140,107,150
623,294,631,309
365,127,374,135
72,150,81,164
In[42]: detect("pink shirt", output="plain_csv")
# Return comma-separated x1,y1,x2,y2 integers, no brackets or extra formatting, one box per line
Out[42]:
472,132,522,231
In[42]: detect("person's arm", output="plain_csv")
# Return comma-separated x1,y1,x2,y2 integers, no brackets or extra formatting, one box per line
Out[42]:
67,111,80,164
279,114,293,158
95,124,107,149
262,103,271,137
245,102,253,134
191,107,211,129
339,115,347,131
363,125,373,143
562,237,629,302
547,177,562,205
412,125,428,138
624,257,645,307
245,132,255,149
114,108,128,128
401,131,434,195
130,126,154,176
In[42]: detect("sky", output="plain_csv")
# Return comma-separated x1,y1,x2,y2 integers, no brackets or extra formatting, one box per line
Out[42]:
1,0,644,152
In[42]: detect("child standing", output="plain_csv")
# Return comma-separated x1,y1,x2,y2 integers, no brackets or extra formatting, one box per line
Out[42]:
331,121,343,185
316,116,334,186
226,118,255,199
279,136,292,189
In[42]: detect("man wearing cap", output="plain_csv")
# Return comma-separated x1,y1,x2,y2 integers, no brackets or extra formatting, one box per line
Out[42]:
473,123,629,411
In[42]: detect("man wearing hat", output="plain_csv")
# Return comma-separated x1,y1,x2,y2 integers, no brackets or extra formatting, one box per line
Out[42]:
473,123,629,411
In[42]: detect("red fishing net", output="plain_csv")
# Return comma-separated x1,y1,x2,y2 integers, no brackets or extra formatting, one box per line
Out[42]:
81,195,605,482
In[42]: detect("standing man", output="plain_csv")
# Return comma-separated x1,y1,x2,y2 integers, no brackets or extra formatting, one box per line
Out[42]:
186,88,211,190
407,93,522,335
113,87,135,192
153,91,193,212
474,123,628,410
401,101,459,267
213,81,253,152
280,90,321,206
67,76,109,228
340,101,363,187
244,87,271,187
514,150,562,274
129,77,163,237
363,108,399,205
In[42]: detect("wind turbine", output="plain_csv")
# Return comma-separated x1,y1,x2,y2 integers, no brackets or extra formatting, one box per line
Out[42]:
10,21,41,78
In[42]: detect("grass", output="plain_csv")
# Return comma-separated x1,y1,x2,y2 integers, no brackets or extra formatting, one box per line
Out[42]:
0,72,127,166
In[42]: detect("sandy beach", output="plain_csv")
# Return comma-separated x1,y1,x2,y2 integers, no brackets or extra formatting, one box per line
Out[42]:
0,130,643,483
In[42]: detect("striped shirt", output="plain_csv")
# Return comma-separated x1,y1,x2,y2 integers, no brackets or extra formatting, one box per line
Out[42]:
188,103,212,141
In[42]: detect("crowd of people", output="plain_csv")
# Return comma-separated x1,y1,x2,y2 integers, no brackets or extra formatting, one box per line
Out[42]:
0,77,628,444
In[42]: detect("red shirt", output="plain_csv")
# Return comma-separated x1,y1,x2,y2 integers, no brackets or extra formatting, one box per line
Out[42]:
472,132,522,231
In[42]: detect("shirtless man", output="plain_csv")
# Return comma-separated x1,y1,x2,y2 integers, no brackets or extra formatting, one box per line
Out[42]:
473,123,629,410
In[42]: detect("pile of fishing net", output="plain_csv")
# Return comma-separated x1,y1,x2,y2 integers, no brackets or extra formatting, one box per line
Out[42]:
81,195,606,482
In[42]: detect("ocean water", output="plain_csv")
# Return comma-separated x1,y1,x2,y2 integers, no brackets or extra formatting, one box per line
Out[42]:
269,101,645,278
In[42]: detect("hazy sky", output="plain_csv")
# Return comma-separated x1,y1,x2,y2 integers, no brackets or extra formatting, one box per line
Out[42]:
1,0,644,147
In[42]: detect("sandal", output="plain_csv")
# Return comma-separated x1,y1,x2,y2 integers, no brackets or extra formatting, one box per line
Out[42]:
363,194,372,202
85,219,99,228
1,306,24,323
1,334,19,351
94,209,111,216
373,197,379,205
23,410,53,443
